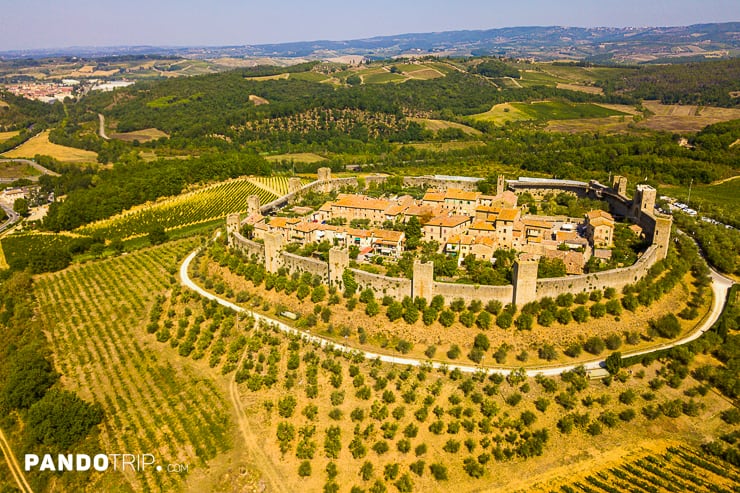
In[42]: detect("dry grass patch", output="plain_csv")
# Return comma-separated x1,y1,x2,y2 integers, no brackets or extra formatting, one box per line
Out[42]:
470,103,531,125
409,118,482,135
264,152,326,164
1,130,98,163
405,68,445,80
0,130,19,142
110,127,169,143
245,73,289,81
249,94,270,105
637,101,740,133
546,116,632,134
556,83,603,95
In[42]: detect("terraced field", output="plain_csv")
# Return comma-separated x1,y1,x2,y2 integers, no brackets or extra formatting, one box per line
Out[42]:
77,178,279,239
34,241,232,492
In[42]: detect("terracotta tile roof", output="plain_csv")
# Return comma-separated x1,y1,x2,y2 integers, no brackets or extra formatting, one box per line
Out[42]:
476,205,502,214
424,215,471,228
469,220,495,231
523,219,552,229
497,208,520,222
586,209,614,225
334,194,390,211
422,191,445,202
371,229,404,242
445,189,480,201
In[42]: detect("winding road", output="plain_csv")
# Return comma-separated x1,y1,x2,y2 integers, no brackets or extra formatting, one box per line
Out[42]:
179,247,734,377
0,427,33,493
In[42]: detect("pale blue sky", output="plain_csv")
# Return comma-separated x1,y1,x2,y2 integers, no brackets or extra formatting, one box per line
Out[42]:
0,0,737,51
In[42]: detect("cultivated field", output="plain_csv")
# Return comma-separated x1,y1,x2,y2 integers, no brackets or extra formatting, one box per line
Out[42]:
34,241,235,492
0,130,20,142
170,245,739,493
1,130,98,163
637,101,740,133
408,118,482,136
110,128,169,143
76,177,278,240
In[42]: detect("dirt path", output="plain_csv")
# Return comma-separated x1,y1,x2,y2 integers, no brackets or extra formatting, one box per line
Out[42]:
98,113,109,140
0,428,33,493
227,315,286,493
710,175,739,185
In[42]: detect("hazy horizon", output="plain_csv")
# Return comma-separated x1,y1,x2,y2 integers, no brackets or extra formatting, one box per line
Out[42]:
0,0,738,52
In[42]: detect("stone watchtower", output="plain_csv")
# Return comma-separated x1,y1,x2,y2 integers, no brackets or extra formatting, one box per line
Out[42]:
288,177,302,194
612,175,628,197
247,195,261,216
317,167,332,193
512,254,539,306
632,184,656,221
652,215,673,261
226,213,241,247
412,261,434,301
496,175,506,196
328,247,349,290
263,231,285,273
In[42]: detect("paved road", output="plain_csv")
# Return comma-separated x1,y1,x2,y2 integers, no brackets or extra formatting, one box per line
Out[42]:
0,202,20,233
0,158,60,181
180,248,733,377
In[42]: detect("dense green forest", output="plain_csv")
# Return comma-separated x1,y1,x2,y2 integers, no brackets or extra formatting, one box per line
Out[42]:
598,58,740,107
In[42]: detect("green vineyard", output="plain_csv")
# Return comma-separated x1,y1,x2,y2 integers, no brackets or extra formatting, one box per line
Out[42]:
76,178,279,240
34,240,232,492
555,446,740,493
248,176,313,196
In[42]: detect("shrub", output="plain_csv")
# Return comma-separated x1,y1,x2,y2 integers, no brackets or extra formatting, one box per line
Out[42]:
447,345,461,359
538,345,557,361
429,463,448,480
583,337,605,355
515,313,533,330
604,333,622,350
648,314,681,338
590,303,606,318
556,308,573,325
298,460,311,477
496,312,513,329
556,293,574,307
439,310,456,327
564,342,582,358
459,310,475,328
485,300,502,315
572,306,589,323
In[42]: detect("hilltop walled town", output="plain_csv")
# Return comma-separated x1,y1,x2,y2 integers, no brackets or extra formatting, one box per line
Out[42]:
227,169,672,306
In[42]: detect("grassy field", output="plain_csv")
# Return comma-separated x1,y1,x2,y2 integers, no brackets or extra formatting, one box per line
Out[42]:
110,128,169,143
289,72,331,83
398,141,487,152
264,152,327,164
0,159,42,179
472,102,627,125
556,83,603,94
469,103,532,125
244,73,290,81
34,241,236,492
408,118,482,136
1,130,98,163
0,130,20,142
363,71,407,84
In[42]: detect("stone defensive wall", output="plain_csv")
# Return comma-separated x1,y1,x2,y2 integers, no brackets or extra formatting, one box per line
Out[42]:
281,251,329,283
432,281,513,305
227,170,672,307
535,243,660,299
351,269,412,300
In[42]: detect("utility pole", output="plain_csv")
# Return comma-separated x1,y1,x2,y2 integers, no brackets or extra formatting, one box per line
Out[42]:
687,178,693,208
